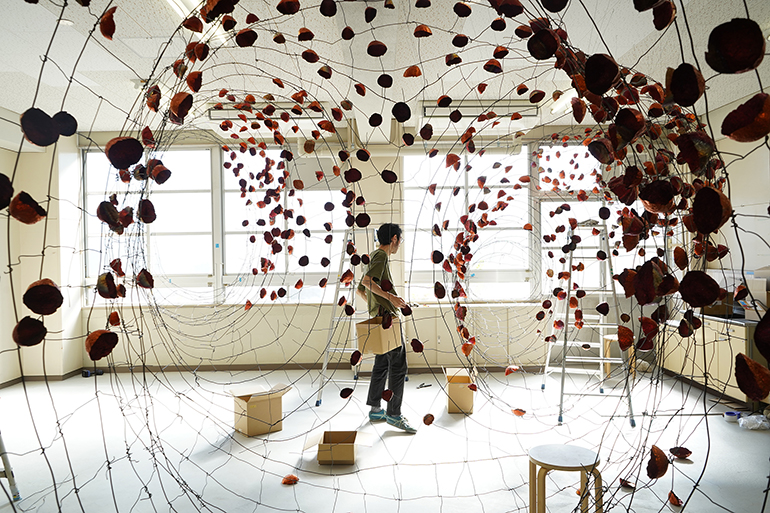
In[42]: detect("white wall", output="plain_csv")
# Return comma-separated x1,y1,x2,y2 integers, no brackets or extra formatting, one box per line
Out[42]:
0,148,21,384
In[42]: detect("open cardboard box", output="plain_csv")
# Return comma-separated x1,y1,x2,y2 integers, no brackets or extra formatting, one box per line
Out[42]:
230,384,291,437
303,429,374,465
445,367,475,414
356,317,401,355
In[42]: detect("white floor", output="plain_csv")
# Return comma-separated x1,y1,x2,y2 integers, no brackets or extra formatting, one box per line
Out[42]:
0,366,768,513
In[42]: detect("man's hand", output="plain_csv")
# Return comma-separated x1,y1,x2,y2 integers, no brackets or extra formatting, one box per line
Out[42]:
388,293,407,309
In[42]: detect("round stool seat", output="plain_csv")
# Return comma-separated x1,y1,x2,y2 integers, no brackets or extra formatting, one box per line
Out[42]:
529,444,600,471
529,444,604,513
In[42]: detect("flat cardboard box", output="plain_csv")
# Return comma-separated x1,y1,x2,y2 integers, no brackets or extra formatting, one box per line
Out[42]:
317,431,357,465
231,384,291,437
445,367,474,414
703,295,735,316
356,317,401,355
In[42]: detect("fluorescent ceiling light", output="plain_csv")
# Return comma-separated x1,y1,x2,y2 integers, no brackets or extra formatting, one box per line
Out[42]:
164,0,200,19
550,88,578,114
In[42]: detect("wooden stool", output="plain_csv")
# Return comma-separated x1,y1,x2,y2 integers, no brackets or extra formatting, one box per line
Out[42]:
603,334,635,378
528,444,603,513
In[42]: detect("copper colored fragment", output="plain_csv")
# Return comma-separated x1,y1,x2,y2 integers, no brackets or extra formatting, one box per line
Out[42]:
692,186,731,234
108,311,120,326
52,111,77,136
706,18,765,74
646,445,669,479
235,29,257,47
138,199,156,223
527,29,559,60
721,93,770,143
182,16,203,32
484,59,502,74
10,192,46,224
85,330,119,361
735,353,770,401
23,278,63,315
0,173,12,211
106,137,143,169
20,108,59,147
423,413,434,425
404,65,422,77
754,310,770,362
617,325,634,351
670,63,705,107
99,6,117,40
542,0,568,12
276,0,300,15
585,54,619,96
639,180,675,214
678,270,720,308
367,40,387,57
669,447,691,459
414,24,432,37
652,0,676,31
137,269,154,289
13,316,47,347
97,272,118,299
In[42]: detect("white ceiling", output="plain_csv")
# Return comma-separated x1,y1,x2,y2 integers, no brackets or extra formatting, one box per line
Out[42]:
0,0,768,147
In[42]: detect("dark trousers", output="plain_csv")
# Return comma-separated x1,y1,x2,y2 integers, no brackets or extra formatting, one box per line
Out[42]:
366,343,408,417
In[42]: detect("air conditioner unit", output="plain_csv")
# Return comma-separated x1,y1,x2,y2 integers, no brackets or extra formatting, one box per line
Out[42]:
418,99,540,138
208,102,330,121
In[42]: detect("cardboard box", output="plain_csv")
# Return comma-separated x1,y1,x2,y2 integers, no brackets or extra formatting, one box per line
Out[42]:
317,431,357,465
742,278,768,321
445,367,474,414
356,317,401,355
703,295,735,316
231,384,291,437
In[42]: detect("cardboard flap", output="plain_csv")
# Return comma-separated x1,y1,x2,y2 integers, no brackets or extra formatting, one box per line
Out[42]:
230,383,292,402
444,367,472,384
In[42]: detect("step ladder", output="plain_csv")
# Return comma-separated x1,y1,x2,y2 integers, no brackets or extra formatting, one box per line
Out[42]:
541,219,636,427
0,428,21,502
314,227,369,407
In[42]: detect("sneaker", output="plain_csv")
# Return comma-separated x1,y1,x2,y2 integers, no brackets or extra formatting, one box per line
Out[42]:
386,414,417,434
369,408,387,422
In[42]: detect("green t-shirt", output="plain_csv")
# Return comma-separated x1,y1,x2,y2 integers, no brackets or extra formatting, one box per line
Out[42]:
357,248,397,317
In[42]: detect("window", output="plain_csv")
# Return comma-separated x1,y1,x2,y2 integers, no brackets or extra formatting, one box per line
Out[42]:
403,147,532,302
84,148,214,303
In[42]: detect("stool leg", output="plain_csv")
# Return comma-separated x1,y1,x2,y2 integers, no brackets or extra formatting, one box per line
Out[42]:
529,461,536,513
592,469,603,513
537,467,548,513
579,470,588,513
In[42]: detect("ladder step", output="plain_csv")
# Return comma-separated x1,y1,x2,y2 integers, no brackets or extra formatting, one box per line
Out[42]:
565,356,624,363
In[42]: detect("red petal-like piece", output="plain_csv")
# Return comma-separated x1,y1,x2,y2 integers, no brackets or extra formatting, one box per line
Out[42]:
20,108,59,147
281,474,299,485
137,269,154,289
97,272,118,299
652,0,676,31
736,353,770,401
646,445,669,479
706,18,765,74
670,63,705,107
10,192,46,224
668,491,683,507
754,311,770,362
382,389,393,401
340,387,353,399
692,186,731,234
105,137,143,170
235,29,257,47
182,16,203,32
13,316,47,347
674,246,688,270
527,29,558,60
678,270,720,308
99,6,117,40
617,326,634,351
170,92,193,120
23,279,63,315
721,93,770,143
585,54,619,95
85,330,118,361
669,447,691,459
423,413,435,425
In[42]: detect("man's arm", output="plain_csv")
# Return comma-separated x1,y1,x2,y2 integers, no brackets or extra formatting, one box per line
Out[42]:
360,275,407,309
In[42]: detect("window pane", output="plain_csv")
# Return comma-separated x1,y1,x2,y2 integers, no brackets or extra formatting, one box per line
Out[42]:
470,229,528,270
149,234,213,275
538,145,602,191
149,192,212,233
466,281,530,301
224,233,286,275
151,150,211,190
290,190,347,231
290,232,343,273
86,235,143,279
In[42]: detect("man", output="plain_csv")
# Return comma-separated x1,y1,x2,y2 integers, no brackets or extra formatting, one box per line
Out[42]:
356,223,416,434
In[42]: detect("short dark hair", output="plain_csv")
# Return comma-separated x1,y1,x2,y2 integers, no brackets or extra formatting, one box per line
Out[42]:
377,223,402,245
